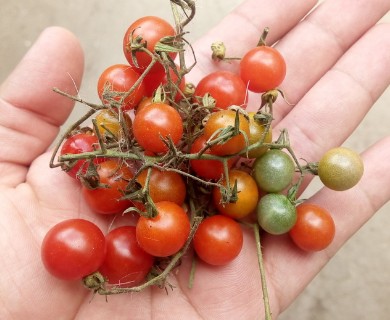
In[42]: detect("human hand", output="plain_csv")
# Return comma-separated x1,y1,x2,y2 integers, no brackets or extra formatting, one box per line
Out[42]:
0,1,389,319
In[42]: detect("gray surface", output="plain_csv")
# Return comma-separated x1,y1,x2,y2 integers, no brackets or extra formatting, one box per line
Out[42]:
1,1,389,319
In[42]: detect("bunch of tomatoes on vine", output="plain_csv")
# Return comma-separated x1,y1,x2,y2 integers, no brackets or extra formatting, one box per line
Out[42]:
41,0,364,318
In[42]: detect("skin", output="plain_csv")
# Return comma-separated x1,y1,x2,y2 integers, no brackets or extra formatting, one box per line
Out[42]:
0,0,389,319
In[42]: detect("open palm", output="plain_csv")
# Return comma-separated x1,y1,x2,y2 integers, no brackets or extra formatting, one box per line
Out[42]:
1,0,389,319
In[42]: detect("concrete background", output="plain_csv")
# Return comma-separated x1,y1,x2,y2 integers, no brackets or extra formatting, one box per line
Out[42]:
1,1,389,319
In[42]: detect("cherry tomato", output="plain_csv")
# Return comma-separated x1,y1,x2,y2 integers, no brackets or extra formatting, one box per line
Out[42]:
243,112,272,158
136,167,186,205
240,46,286,93
60,132,103,179
203,110,250,156
194,70,247,110
143,64,186,102
82,160,136,215
41,219,106,280
99,226,154,286
213,169,259,219
94,109,132,141
97,64,146,110
136,201,190,257
289,203,335,251
189,135,235,180
252,149,295,192
123,16,176,74
193,215,243,266
318,147,364,191
132,102,183,153
257,193,297,235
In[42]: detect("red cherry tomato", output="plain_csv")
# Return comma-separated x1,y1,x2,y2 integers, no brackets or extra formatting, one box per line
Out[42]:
193,215,243,266
82,160,136,215
97,64,146,110
289,203,336,251
137,167,186,205
41,219,106,280
60,132,104,179
194,70,247,110
240,46,286,93
123,16,177,74
143,64,186,102
189,135,235,180
136,201,190,257
99,226,154,286
203,110,250,156
132,102,183,153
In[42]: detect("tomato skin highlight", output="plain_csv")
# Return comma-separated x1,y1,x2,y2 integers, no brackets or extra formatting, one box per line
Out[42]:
289,203,335,251
136,201,190,257
193,215,243,266
212,169,259,219
97,64,145,110
132,102,183,153
194,70,247,110
99,226,154,286
123,16,176,74
240,46,286,93
41,219,106,280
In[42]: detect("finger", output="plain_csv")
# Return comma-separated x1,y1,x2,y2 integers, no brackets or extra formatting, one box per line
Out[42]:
188,0,318,82
264,136,390,312
272,0,390,117
0,27,84,186
275,23,390,161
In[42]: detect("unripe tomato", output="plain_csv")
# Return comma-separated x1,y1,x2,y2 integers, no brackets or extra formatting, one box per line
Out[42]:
318,147,364,191
257,193,297,235
252,149,295,192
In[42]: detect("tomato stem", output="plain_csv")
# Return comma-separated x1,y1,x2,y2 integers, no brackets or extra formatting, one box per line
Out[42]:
252,223,273,320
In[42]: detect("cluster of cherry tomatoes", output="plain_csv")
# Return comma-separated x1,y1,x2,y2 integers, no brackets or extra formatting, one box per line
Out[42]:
42,11,364,292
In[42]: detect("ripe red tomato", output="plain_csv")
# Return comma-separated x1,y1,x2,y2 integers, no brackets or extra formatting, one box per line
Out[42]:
132,102,183,153
60,132,103,179
189,135,235,180
289,203,335,251
203,110,250,156
213,169,259,219
41,219,106,280
194,70,247,110
137,167,186,205
143,64,186,102
97,64,146,110
82,160,136,215
136,201,190,257
240,46,286,93
123,16,177,74
193,215,243,266
99,226,154,286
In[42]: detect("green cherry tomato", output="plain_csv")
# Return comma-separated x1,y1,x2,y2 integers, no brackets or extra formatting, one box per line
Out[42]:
252,149,295,192
257,193,297,235
318,147,364,191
